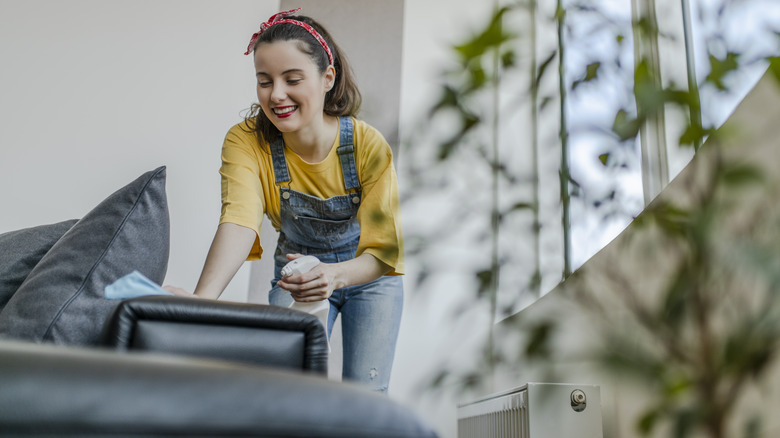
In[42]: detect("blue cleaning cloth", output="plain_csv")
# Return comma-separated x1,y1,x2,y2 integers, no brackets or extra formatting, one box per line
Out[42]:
105,270,173,300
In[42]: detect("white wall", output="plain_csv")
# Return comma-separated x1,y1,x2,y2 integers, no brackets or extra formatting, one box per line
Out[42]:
0,1,497,436
0,0,281,301
395,1,502,437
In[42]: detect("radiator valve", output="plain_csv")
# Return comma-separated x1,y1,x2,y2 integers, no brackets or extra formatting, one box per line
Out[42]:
570,389,587,412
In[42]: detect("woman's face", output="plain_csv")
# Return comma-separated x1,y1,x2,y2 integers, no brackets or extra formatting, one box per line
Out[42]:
254,40,335,135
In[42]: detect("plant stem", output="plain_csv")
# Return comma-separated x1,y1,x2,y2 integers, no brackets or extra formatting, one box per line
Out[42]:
556,0,572,279
681,0,704,152
486,1,503,391
530,0,542,297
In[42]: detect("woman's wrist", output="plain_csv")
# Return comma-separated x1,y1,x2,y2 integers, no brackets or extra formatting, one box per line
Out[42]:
331,253,389,289
329,263,349,291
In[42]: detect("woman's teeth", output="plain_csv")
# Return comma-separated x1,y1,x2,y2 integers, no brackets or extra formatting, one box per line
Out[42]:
274,106,297,115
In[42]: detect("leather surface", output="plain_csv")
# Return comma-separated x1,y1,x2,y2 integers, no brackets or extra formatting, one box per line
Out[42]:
0,340,438,438
133,320,307,369
101,295,328,374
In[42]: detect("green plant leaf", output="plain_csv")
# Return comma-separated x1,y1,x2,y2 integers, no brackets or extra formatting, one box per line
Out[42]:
597,336,664,380
466,62,488,91
646,202,691,237
501,49,516,69
678,123,713,146
720,164,764,187
706,52,740,91
599,153,610,166
554,5,565,21
453,6,515,61
768,56,780,85
539,96,554,111
672,407,699,438
612,109,641,141
638,408,663,435
528,270,542,290
743,416,762,438
633,17,659,41
634,60,665,115
535,51,557,90
721,312,780,377
428,370,449,389
524,320,556,359
509,202,534,212
572,61,601,90
502,202,535,219
437,111,481,160
430,85,460,115
475,269,494,299
661,265,693,329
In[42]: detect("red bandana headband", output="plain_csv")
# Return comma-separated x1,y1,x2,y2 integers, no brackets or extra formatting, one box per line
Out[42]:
244,8,334,66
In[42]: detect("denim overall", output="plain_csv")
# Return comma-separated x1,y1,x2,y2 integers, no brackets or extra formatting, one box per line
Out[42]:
268,116,403,393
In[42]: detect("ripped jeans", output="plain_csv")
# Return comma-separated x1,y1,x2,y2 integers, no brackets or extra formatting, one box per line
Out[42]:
270,275,404,393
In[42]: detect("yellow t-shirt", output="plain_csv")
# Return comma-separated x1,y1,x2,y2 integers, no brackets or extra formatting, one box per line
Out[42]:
219,117,404,275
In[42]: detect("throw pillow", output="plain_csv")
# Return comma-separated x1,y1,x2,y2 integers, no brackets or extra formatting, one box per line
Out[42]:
0,219,78,312
0,166,170,345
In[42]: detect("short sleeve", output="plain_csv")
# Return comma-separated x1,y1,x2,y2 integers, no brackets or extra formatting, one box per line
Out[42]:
354,122,405,275
219,124,266,260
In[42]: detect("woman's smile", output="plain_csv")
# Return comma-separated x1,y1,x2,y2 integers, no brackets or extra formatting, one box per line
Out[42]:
273,105,298,118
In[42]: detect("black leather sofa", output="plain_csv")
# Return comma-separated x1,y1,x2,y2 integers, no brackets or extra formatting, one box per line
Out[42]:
0,167,437,437
0,296,437,437
102,295,329,373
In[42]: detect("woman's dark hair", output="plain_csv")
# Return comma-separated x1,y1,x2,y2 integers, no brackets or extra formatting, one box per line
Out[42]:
243,15,362,147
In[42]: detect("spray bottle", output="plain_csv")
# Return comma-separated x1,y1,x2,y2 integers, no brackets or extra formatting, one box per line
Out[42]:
281,255,330,334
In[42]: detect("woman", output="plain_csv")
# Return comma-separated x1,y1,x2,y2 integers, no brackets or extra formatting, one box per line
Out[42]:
168,9,404,394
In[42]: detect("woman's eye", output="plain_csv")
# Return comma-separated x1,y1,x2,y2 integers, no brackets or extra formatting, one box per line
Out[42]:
287,79,301,85
258,81,272,88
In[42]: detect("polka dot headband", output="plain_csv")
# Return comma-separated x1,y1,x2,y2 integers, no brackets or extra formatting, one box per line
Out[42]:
244,8,334,66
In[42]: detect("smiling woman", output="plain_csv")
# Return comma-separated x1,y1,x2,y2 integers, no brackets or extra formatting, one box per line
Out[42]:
164,8,406,395
242,10,362,156
253,40,337,162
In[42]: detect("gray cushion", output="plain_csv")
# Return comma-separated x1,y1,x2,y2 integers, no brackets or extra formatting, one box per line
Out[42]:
0,167,170,345
0,220,78,312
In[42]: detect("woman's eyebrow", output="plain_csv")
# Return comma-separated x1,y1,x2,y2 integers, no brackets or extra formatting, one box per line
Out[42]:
256,69,305,77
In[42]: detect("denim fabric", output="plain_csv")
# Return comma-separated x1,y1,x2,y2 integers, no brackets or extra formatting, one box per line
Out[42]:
268,117,403,393
277,189,361,251
269,273,403,393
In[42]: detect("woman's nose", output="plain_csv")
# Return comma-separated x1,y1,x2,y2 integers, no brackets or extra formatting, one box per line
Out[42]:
270,84,287,102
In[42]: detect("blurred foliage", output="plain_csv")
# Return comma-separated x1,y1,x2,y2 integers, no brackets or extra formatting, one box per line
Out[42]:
404,2,543,320
429,6,516,160
574,148,780,438
407,1,780,437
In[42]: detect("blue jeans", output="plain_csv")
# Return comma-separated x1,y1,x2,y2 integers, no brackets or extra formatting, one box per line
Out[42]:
268,117,404,393
269,275,403,393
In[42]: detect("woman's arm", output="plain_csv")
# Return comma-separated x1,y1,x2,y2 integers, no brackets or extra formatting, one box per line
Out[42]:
193,222,257,299
164,222,256,299
276,253,391,302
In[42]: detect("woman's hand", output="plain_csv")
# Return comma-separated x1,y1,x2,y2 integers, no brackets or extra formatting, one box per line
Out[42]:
277,252,392,302
162,285,198,297
276,254,342,302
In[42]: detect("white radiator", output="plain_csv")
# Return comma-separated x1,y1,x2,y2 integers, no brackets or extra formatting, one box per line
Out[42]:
457,383,603,438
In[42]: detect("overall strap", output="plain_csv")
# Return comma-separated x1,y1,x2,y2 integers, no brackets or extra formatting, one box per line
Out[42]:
336,116,360,191
270,135,291,184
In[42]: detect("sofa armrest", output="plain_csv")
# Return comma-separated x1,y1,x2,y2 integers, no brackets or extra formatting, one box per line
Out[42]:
0,340,438,438
100,296,328,374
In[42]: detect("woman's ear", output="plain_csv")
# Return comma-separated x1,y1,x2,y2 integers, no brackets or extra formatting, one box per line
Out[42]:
323,65,336,92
